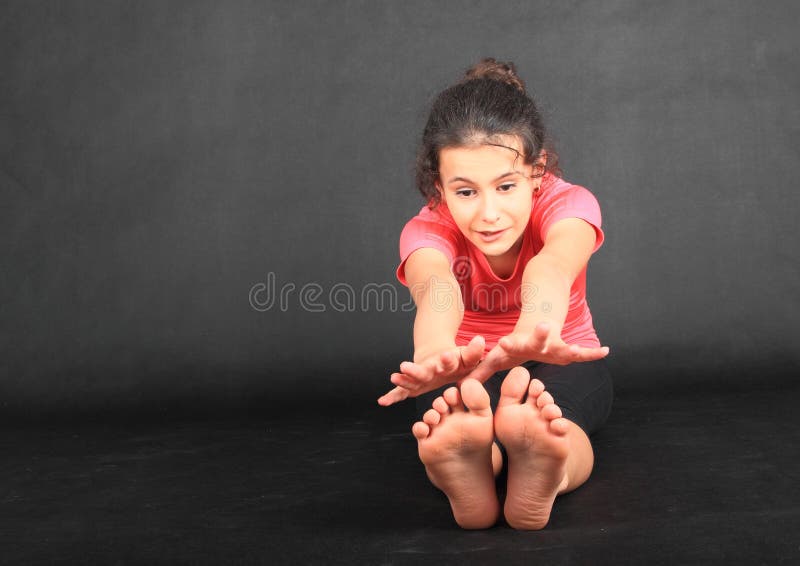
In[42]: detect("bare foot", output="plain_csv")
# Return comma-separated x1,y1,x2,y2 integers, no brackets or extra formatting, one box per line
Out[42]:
411,379,500,529
494,366,570,530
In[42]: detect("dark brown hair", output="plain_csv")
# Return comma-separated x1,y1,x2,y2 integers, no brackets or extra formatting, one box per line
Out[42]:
414,58,561,208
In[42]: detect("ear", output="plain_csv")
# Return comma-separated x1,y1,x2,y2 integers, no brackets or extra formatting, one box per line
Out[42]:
531,151,547,193
434,177,445,198
528,150,547,181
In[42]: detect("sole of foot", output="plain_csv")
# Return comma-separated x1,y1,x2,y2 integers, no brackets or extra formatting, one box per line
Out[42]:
411,379,500,529
494,366,570,530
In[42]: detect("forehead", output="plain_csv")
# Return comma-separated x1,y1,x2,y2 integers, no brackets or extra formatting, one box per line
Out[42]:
438,137,525,173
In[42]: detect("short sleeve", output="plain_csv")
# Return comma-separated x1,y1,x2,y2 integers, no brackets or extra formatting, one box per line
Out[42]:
396,214,459,286
538,185,605,253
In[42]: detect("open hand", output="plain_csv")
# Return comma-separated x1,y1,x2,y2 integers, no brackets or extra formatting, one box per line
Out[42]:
460,322,610,383
376,335,486,407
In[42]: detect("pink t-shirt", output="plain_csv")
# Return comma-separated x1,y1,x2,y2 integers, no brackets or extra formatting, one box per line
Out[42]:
396,173,604,357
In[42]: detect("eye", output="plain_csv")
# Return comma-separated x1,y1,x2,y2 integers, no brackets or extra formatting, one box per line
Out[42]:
498,183,516,192
454,188,475,198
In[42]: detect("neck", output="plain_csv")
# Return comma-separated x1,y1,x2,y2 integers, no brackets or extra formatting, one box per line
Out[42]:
485,235,524,279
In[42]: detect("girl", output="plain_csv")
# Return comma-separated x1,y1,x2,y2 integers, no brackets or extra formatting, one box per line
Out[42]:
377,58,613,530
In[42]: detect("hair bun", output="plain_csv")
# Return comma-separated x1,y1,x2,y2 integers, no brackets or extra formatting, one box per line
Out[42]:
462,57,526,93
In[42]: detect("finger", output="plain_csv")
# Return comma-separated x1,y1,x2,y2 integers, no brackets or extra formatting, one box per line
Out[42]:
469,334,486,351
565,344,610,362
498,335,525,355
432,350,454,374
506,325,549,354
542,343,581,365
440,350,459,372
460,335,485,367
530,323,552,348
500,328,546,355
390,372,418,390
579,345,610,360
377,386,409,406
399,360,433,382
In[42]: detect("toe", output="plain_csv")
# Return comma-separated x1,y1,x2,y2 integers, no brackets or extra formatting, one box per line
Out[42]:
541,403,563,421
535,391,554,409
432,396,448,414
460,379,491,415
549,417,570,436
443,386,464,411
498,366,531,406
528,378,545,397
423,408,441,427
412,421,430,440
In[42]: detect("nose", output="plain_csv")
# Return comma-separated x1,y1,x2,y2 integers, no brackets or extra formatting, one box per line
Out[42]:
480,193,501,224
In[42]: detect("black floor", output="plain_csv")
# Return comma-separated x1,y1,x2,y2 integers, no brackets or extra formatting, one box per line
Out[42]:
2,385,799,565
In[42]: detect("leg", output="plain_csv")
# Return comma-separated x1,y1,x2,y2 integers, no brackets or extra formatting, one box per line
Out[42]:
559,421,594,494
411,380,500,529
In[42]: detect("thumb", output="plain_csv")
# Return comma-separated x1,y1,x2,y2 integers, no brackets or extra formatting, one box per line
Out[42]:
498,335,524,354
461,335,485,365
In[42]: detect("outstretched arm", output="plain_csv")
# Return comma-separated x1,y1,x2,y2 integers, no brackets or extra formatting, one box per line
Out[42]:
463,217,609,383
378,248,477,406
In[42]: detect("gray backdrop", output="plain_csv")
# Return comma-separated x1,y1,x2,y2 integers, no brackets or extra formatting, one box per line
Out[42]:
2,1,798,420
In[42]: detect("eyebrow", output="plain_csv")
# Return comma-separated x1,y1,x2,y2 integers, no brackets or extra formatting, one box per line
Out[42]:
447,171,520,185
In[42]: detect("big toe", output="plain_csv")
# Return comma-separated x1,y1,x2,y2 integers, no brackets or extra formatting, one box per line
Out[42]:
498,366,531,406
459,378,491,415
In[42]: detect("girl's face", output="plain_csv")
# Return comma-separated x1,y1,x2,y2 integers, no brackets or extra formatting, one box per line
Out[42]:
436,137,544,275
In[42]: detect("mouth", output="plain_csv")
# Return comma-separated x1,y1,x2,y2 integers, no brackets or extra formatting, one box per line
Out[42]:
476,228,508,242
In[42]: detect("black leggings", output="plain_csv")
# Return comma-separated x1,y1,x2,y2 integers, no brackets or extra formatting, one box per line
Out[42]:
414,358,614,439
